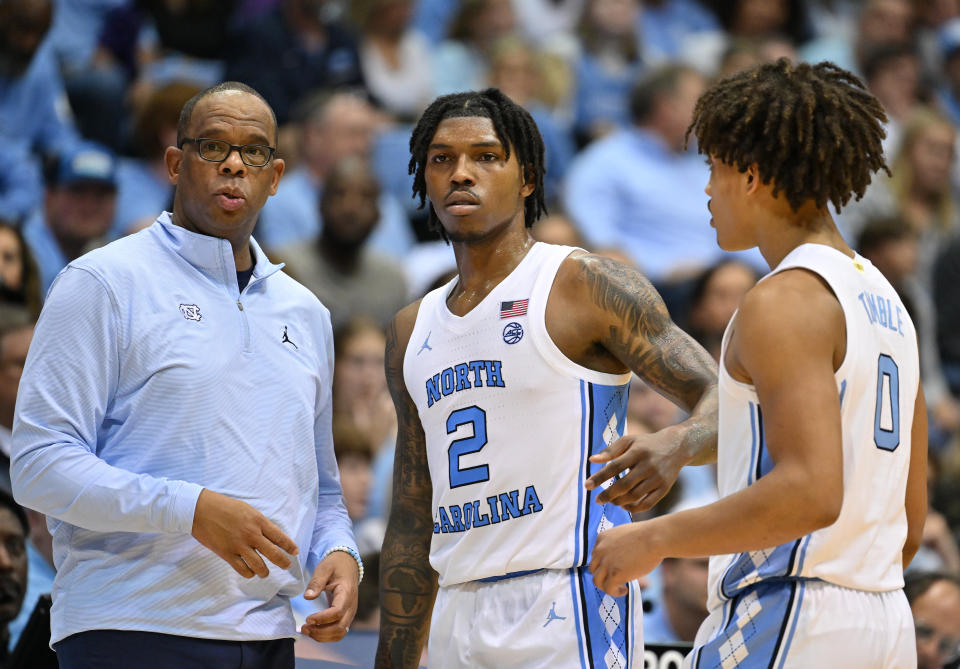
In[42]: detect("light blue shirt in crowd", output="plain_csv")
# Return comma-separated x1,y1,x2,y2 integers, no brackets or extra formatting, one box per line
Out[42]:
111,158,173,238
641,600,683,645
46,0,128,73
20,208,66,296
564,127,762,280
12,214,356,644
0,44,79,220
256,168,414,258
640,0,721,63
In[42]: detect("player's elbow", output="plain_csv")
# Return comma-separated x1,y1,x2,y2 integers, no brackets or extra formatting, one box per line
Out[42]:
786,466,842,532
902,517,925,567
804,479,843,530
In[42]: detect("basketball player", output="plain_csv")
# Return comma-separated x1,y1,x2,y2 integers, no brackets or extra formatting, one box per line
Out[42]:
590,59,928,668
374,88,720,668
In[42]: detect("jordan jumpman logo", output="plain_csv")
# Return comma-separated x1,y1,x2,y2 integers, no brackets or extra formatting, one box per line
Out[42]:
418,331,433,355
281,325,298,349
543,602,566,627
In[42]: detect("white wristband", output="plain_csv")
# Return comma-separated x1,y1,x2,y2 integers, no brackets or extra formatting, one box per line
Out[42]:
322,545,364,583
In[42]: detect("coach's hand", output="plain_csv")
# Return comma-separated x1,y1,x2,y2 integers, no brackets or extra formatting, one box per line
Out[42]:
584,427,687,513
301,551,359,642
191,488,299,578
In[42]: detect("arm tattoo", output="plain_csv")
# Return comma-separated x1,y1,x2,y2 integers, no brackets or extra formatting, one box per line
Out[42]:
579,255,717,412
376,318,438,669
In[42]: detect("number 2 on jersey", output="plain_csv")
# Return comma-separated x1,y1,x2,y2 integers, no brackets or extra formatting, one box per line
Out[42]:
447,406,490,487
873,354,900,451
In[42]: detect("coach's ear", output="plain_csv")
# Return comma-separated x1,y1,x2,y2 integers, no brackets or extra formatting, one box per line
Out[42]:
165,146,183,185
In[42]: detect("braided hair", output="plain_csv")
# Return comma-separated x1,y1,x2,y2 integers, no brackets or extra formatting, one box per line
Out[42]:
686,58,890,213
409,88,547,239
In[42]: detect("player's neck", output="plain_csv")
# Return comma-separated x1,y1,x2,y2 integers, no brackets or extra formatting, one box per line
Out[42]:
756,205,853,269
447,228,535,316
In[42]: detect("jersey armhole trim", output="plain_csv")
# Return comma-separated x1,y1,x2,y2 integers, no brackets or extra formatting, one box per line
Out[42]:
528,247,633,387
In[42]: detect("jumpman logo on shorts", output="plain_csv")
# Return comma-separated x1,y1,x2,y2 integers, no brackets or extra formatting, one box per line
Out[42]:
418,331,433,355
281,326,298,350
543,602,566,627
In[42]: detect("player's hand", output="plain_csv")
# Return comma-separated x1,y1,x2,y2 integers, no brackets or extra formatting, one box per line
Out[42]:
301,551,360,642
191,488,299,578
584,428,687,512
590,522,663,597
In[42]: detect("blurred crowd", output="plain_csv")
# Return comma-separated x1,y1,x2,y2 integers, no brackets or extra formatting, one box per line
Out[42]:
2,0,960,666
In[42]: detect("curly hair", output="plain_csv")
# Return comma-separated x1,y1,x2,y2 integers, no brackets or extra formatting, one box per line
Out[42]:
409,88,547,240
685,58,890,213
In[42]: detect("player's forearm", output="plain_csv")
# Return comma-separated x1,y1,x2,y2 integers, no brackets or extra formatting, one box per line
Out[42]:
649,464,841,559
674,383,718,466
902,536,921,569
375,508,438,669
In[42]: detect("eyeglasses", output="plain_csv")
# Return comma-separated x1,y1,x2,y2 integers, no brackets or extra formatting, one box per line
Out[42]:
179,137,276,167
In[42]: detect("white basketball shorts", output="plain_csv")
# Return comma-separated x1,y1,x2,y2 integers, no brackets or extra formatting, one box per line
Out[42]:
428,566,644,668
686,579,915,669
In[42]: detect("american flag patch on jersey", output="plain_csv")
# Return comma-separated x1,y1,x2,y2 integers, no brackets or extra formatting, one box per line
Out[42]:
500,299,529,319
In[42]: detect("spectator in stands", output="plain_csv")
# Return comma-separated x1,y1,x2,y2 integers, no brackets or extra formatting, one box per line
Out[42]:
225,0,365,125
332,421,383,555
0,221,42,317
509,0,584,46
257,91,414,258
840,107,958,290
0,0,80,221
683,0,811,76
277,157,408,329
432,0,518,96
572,0,645,144
0,308,34,493
0,490,27,664
858,216,960,442
905,572,960,669
937,18,960,126
685,259,758,361
564,64,733,282
350,0,433,121
934,233,960,397
333,318,395,459
801,0,914,75
332,318,397,525
715,35,798,79
639,0,723,65
487,37,575,200
21,141,118,294
531,213,583,247
643,556,710,644
862,42,926,156
113,81,201,236
709,0,812,45
7,506,54,653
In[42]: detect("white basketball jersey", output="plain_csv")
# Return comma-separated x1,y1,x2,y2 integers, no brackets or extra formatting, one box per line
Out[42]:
707,244,920,612
404,242,633,587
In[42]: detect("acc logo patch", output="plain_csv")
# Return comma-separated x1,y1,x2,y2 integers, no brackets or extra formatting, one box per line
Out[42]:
502,321,523,345
179,304,202,321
